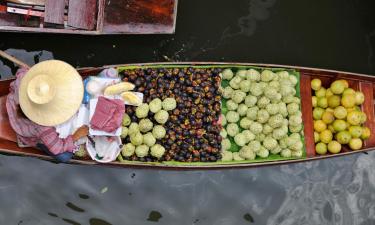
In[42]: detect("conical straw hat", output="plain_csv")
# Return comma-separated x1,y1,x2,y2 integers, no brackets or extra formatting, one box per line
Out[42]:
19,60,83,126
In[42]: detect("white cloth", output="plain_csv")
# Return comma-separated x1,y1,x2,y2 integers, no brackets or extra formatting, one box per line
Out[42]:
55,105,89,139
86,136,122,163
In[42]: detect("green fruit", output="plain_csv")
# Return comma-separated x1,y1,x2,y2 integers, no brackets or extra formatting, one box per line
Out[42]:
312,96,317,107
315,87,326,98
313,107,325,120
361,127,371,140
315,142,327,155
333,106,347,119
338,80,349,88
317,97,328,108
332,120,347,132
328,141,341,154
320,130,333,144
354,92,365,105
322,111,335,124
342,88,355,96
311,78,322,91
341,94,356,108
325,88,334,98
328,95,341,108
347,111,362,125
314,120,327,132
349,138,362,150
336,131,351,144
359,112,367,124
349,126,363,138
328,125,336,133
314,131,320,143
330,80,345,95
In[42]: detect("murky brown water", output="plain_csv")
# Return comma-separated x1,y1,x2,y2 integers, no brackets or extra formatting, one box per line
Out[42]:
1,0,375,224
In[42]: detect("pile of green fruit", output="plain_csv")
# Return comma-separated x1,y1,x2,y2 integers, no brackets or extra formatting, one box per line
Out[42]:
311,79,371,154
220,68,304,161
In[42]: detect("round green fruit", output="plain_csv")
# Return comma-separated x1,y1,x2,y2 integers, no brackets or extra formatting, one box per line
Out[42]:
330,80,345,95
349,138,362,150
349,126,363,138
328,141,342,154
333,106,347,119
315,142,327,155
311,78,322,91
313,107,325,120
336,131,351,144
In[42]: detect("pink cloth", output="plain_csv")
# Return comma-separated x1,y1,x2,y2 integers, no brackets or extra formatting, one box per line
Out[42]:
90,96,125,133
6,68,76,155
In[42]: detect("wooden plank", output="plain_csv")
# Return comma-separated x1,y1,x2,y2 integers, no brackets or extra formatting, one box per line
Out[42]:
67,0,97,30
45,0,65,24
359,82,375,147
300,74,316,157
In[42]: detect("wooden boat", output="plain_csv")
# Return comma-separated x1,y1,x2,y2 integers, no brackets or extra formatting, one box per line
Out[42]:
0,61,374,169
0,0,178,35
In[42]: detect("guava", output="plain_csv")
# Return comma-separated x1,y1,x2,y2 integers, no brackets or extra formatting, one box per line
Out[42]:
330,80,345,95
332,119,347,132
328,95,341,108
354,92,365,105
312,96,317,107
315,142,327,155
314,131,320,143
315,87,326,98
341,94,356,108
314,120,327,132
361,127,371,140
336,131,351,144
349,138,362,150
317,97,328,108
333,106,347,119
320,130,333,144
349,126,363,138
347,111,362,126
311,78,322,91
313,107,325,120
342,88,355,96
322,111,335,124
328,140,341,154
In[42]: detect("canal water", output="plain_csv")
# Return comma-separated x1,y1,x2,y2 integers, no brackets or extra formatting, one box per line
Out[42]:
1,0,375,224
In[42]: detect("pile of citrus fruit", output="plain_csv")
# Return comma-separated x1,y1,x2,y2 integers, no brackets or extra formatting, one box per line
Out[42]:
311,78,371,154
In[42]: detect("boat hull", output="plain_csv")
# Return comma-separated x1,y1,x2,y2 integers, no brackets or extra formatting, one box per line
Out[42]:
1,62,374,169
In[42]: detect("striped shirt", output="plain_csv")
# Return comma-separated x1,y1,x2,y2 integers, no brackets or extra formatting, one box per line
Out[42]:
6,68,76,155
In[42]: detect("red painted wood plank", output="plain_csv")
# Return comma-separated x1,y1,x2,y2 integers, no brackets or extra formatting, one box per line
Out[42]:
67,0,97,30
359,82,375,147
45,0,65,24
300,74,316,157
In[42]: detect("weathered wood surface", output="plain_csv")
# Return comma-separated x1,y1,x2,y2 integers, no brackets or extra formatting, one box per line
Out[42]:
67,0,97,30
102,0,177,34
45,0,65,24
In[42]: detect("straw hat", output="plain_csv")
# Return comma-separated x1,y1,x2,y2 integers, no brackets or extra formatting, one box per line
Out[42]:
19,60,83,126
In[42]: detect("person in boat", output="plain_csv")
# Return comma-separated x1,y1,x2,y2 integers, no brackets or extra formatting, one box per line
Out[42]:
6,60,88,162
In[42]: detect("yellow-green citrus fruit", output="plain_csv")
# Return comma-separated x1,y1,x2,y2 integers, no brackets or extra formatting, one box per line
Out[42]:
328,95,341,108
342,88,355,96
349,138,362,150
311,78,322,91
314,120,327,132
341,94,356,108
315,142,327,155
336,131,351,144
317,97,328,108
359,112,367,124
315,87,326,98
312,96,317,107
326,108,334,113
332,119,347,132
313,107,325,120
328,140,342,154
349,126,363,138
325,88,334,98
314,132,320,143
328,125,336,133
320,130,333,144
361,127,371,140
338,79,349,88
322,111,335,124
354,92,365,105
330,80,345,95
347,111,362,126
333,106,347,119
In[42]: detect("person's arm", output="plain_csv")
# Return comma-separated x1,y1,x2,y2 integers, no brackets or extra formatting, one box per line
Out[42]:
39,126,88,155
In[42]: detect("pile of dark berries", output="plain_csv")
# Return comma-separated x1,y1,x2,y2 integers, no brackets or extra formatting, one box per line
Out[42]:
121,67,222,162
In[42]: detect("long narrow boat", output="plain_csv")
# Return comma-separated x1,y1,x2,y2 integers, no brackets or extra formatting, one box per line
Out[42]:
0,62,374,169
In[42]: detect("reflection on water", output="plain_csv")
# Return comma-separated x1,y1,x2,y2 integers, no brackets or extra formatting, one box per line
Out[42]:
0,152,374,224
